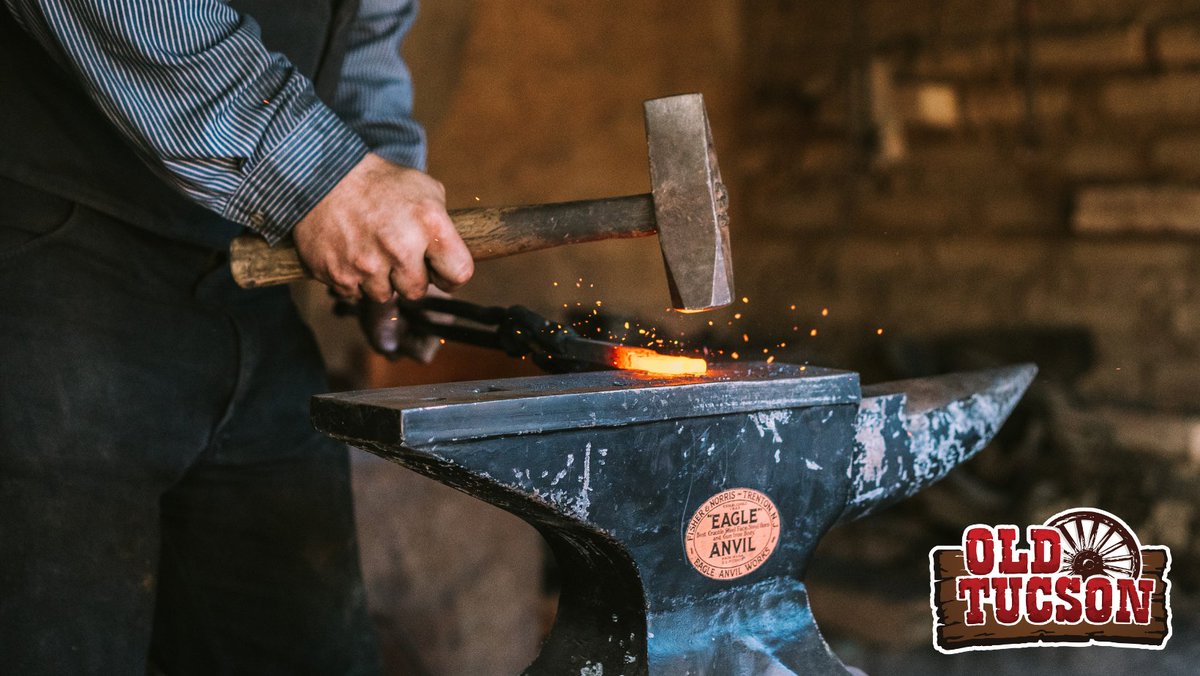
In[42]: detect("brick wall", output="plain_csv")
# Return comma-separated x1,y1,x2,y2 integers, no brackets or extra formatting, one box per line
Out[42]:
737,1,1200,409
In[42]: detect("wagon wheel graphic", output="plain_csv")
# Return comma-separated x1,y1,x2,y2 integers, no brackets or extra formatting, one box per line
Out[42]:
1045,509,1141,579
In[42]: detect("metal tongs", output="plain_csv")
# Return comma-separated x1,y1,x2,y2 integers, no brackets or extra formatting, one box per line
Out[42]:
393,297,633,373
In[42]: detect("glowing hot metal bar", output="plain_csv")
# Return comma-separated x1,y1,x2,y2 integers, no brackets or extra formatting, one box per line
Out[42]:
551,337,708,376
612,346,707,375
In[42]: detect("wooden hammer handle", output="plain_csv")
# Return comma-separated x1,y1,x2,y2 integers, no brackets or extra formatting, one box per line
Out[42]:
230,194,656,288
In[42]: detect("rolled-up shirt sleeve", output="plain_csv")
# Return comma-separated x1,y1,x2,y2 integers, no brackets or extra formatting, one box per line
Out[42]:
330,0,426,171
4,0,369,242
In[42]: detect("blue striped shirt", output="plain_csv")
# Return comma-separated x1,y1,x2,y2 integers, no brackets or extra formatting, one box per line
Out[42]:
3,0,425,243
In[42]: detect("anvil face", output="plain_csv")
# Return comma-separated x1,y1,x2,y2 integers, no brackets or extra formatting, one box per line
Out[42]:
314,363,857,445
313,362,1035,675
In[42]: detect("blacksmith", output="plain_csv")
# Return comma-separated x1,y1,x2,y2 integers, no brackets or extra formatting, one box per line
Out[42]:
0,0,470,672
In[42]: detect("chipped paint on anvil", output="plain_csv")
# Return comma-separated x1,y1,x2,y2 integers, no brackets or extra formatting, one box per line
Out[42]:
846,394,906,510
551,465,569,486
579,443,593,518
530,486,591,522
526,444,595,520
851,397,888,483
579,662,603,676
750,410,790,443
901,379,1025,500
845,368,1033,515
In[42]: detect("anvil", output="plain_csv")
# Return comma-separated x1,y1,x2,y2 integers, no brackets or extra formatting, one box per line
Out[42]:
313,362,1036,674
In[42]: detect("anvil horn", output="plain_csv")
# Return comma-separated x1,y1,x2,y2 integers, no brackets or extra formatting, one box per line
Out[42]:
839,363,1038,523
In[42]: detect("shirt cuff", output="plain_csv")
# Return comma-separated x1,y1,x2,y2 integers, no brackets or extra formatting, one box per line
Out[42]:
223,105,369,244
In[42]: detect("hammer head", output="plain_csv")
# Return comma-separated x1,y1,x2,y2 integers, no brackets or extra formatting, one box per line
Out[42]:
644,94,734,312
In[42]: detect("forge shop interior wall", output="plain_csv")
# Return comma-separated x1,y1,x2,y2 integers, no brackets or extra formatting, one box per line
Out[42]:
292,1,1200,673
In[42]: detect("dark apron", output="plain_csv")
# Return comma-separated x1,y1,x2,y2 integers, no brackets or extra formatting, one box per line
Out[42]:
0,2,382,673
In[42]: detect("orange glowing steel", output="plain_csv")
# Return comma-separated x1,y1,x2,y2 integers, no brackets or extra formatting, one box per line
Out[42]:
613,346,707,376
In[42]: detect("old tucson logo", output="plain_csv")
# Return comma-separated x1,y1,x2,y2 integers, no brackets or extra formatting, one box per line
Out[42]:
930,508,1172,653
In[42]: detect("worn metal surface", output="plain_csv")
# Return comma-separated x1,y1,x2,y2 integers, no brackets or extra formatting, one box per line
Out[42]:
313,362,1035,675
317,363,856,444
644,94,733,312
841,365,1038,522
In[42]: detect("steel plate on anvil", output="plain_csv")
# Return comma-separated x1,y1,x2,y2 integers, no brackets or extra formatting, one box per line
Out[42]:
312,363,859,445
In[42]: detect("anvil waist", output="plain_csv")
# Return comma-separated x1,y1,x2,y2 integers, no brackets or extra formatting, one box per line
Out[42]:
0,185,380,674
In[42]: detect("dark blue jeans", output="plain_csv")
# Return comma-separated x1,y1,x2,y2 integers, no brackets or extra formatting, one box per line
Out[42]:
0,179,381,675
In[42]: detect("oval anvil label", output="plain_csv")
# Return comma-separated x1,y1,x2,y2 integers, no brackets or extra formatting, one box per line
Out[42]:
685,488,781,580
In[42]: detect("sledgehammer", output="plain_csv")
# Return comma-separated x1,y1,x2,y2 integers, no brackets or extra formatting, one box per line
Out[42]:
229,94,734,312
